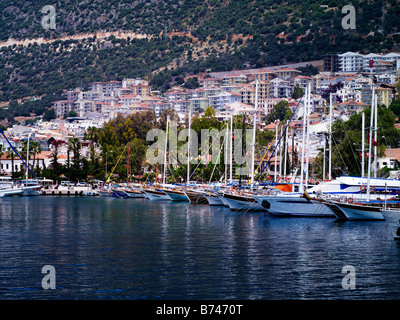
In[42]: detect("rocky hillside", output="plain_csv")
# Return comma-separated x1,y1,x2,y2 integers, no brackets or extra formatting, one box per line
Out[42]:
0,0,398,104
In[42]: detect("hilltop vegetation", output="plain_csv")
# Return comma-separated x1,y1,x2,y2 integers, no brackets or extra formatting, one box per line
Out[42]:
0,0,399,107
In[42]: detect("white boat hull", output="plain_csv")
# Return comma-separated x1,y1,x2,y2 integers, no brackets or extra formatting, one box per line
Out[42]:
98,190,114,197
381,209,400,239
205,195,224,206
222,194,265,212
144,190,171,201
331,201,384,221
163,190,189,201
255,196,335,217
0,188,23,197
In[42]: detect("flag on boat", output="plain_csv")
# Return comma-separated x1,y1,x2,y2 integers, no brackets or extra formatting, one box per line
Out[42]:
368,132,378,147
360,152,373,158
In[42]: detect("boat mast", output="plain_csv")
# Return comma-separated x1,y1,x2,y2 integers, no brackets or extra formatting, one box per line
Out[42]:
284,120,289,179
239,115,245,189
305,84,311,189
187,106,191,184
230,114,233,184
127,142,130,187
328,93,332,180
251,80,258,191
367,86,375,200
26,134,30,181
156,146,158,187
373,92,378,178
299,86,307,193
274,120,278,183
225,119,228,184
361,111,365,178
163,116,169,185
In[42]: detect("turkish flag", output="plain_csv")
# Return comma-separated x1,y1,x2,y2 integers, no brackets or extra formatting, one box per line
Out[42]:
368,132,377,147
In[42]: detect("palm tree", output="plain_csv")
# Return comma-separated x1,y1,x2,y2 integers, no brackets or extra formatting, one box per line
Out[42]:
69,137,82,169
29,141,42,173
84,126,98,163
51,139,65,170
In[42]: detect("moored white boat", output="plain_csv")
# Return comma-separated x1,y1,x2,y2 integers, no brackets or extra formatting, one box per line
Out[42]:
203,192,224,206
255,194,335,217
0,187,23,197
162,189,189,201
184,190,208,205
328,199,384,221
143,188,171,201
381,209,400,239
222,192,265,212
98,190,114,197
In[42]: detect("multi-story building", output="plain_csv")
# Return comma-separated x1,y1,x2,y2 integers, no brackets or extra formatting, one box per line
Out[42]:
152,102,171,118
375,86,395,107
338,52,364,72
253,69,277,82
209,92,242,110
239,85,256,105
275,67,301,80
53,100,76,117
190,98,209,113
337,100,368,115
200,77,223,88
270,78,294,98
323,54,340,72
222,74,248,86
89,81,122,97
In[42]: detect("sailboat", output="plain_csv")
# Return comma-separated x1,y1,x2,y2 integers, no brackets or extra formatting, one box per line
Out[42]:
327,86,391,220
184,189,208,204
163,188,189,201
381,208,400,239
143,119,172,201
254,84,335,217
0,131,41,197
219,81,266,212
21,135,41,196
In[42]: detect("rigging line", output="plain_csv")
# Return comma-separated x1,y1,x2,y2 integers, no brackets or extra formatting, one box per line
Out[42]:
209,129,227,184
339,118,361,173
255,94,305,181
106,144,128,183
189,123,228,181
0,128,37,179
331,135,348,174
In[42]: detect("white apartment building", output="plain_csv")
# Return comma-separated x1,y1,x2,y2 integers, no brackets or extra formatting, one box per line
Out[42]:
339,52,364,73
339,51,400,74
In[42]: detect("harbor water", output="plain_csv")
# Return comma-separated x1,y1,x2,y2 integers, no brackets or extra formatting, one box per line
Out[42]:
1,196,400,300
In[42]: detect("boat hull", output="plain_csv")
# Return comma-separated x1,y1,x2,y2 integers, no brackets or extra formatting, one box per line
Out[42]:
184,191,208,205
205,195,224,206
143,189,171,201
163,190,189,201
124,190,145,198
381,209,400,239
98,190,114,197
330,201,384,221
256,196,335,217
222,193,265,212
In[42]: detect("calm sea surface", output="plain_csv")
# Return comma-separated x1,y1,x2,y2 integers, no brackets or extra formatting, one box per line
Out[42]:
1,196,400,300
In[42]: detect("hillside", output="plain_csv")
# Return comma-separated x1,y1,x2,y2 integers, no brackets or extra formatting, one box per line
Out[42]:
0,0,399,104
